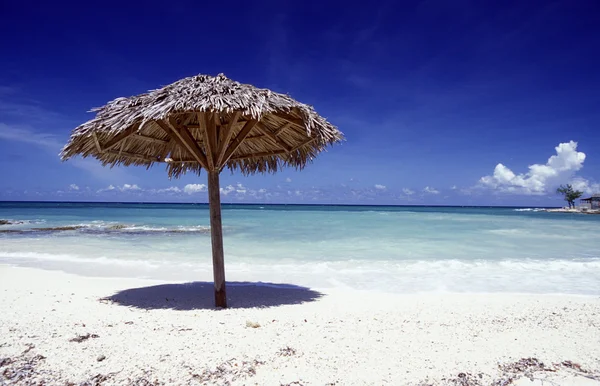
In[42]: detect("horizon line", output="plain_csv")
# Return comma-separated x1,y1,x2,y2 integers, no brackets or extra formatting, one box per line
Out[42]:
0,200,561,209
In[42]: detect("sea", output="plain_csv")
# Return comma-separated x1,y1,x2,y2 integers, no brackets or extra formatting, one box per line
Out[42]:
1,202,599,295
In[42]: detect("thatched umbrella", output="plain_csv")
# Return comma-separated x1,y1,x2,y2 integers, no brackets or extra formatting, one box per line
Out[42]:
61,73,344,308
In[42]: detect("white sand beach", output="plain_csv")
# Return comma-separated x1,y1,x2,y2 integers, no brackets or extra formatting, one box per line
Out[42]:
1,265,600,385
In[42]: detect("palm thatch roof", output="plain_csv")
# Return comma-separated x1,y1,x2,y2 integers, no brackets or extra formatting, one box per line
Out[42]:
60,73,343,177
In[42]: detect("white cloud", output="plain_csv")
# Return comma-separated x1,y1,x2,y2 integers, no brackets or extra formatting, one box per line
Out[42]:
479,141,587,195
96,184,143,193
570,177,600,195
156,186,182,194
402,188,415,196
184,184,207,194
220,185,235,195
423,186,440,194
374,184,386,190
236,183,247,194
97,185,116,193
258,188,267,193
285,177,292,183
69,184,79,191
451,185,457,190
121,184,141,191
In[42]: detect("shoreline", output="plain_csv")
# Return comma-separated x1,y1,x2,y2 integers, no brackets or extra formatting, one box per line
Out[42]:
543,207,600,214
1,265,600,385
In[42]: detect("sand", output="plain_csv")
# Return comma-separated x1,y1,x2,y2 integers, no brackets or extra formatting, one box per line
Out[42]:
1,265,599,385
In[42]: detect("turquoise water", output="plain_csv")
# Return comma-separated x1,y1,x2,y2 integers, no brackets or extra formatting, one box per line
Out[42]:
1,202,600,294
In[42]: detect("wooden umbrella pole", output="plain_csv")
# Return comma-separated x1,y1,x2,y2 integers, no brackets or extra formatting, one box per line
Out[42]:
207,170,227,308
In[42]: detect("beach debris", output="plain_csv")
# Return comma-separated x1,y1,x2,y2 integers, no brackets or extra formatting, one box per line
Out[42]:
417,358,600,386
97,355,106,362
69,333,99,343
441,371,486,386
245,320,261,328
79,371,128,386
188,357,265,385
125,370,163,386
277,346,297,357
559,360,585,372
499,357,552,376
80,373,111,385
1,354,46,384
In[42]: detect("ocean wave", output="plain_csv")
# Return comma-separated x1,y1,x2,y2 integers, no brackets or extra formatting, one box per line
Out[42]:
2,251,600,295
0,221,211,235
0,251,167,269
513,208,545,212
0,219,46,225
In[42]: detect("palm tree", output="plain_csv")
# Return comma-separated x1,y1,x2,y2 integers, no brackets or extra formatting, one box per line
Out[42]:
556,184,584,209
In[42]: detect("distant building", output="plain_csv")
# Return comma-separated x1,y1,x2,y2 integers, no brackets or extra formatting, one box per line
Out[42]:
580,194,600,210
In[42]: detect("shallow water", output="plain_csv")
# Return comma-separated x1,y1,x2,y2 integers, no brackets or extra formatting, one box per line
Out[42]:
1,202,599,294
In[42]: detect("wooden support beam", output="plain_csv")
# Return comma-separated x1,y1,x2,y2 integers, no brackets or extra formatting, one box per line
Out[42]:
256,123,293,152
155,119,209,170
216,111,241,167
219,119,258,167
172,120,210,171
103,125,139,150
230,150,287,161
275,122,292,136
291,137,316,152
92,132,103,153
209,112,219,151
201,112,216,171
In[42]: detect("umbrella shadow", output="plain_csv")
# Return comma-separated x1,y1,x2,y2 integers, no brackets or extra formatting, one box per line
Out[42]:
103,281,324,310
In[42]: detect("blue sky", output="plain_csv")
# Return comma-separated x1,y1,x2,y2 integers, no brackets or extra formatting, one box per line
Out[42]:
1,0,599,205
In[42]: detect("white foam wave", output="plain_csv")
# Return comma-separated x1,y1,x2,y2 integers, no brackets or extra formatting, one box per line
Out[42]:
0,251,163,268
2,221,211,234
1,250,599,295
0,219,46,226
513,208,545,212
